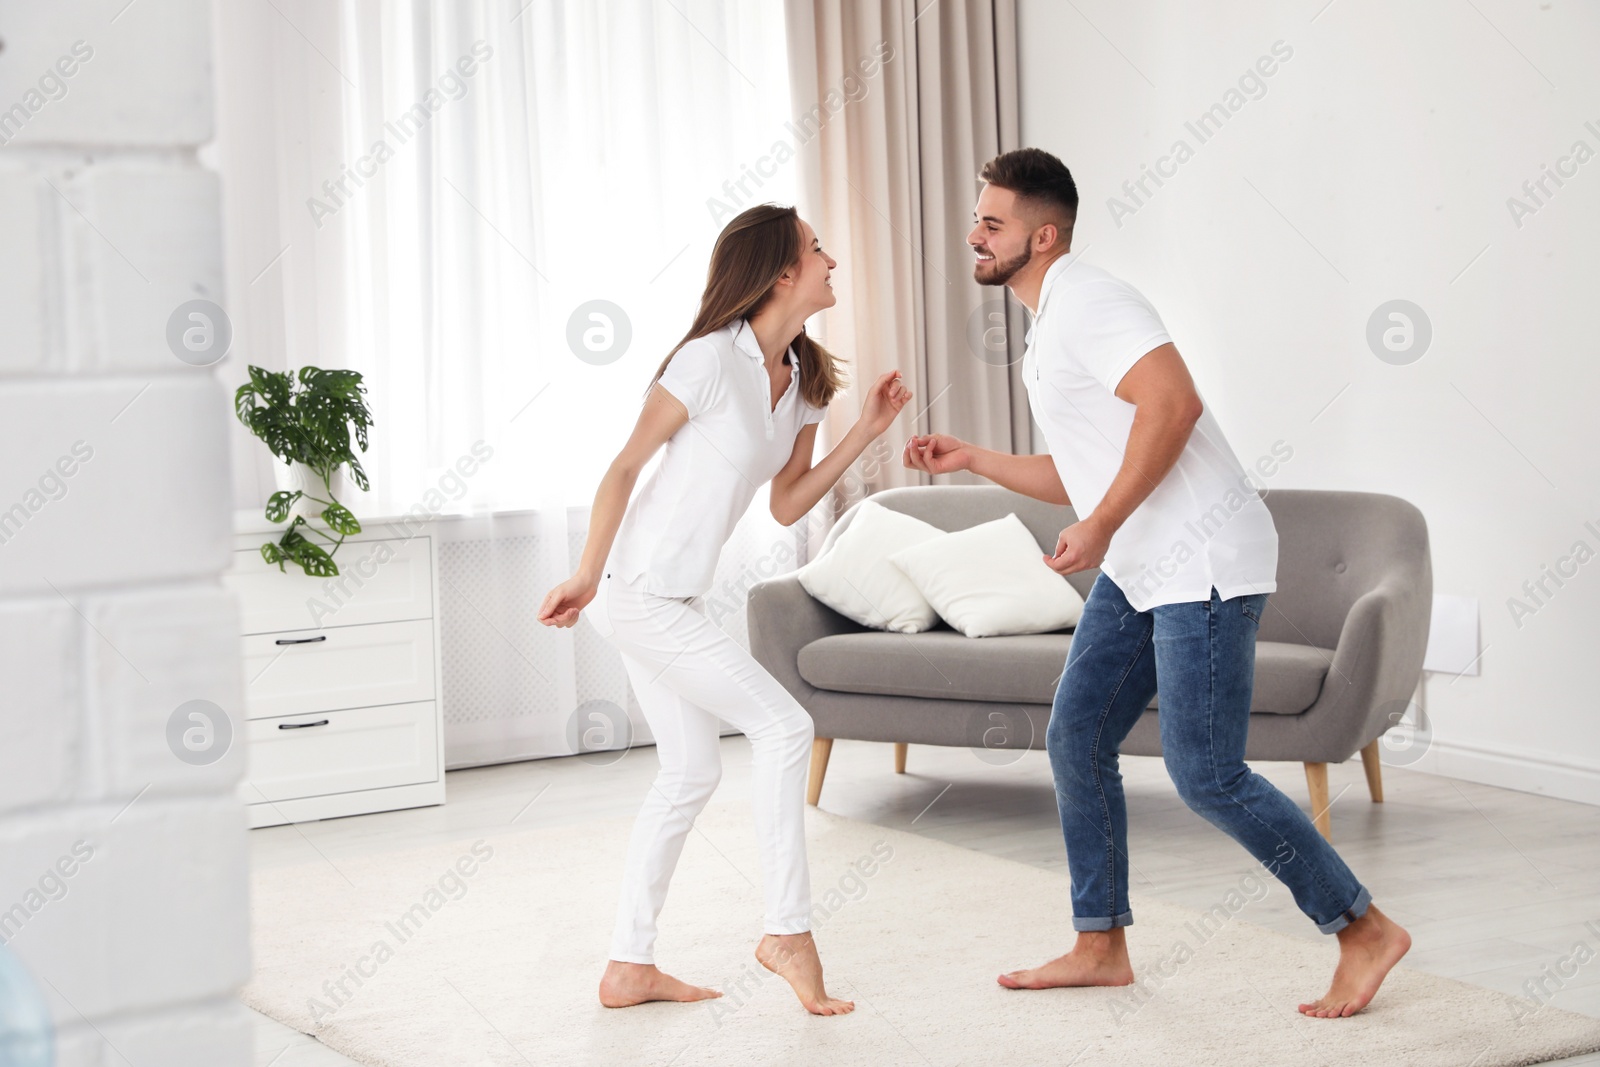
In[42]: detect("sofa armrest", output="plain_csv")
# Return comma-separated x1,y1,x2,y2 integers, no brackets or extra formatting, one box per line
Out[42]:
1303,579,1429,760
746,573,862,707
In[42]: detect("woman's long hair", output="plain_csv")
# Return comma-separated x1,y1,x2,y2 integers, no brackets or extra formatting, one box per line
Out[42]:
648,204,845,410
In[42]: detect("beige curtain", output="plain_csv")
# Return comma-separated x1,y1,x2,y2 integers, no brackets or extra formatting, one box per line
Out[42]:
785,0,1027,531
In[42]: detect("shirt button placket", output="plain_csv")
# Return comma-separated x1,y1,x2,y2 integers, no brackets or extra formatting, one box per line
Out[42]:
760,361,775,439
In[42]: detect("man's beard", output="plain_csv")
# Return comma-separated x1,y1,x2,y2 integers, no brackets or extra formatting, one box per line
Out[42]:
973,243,1032,286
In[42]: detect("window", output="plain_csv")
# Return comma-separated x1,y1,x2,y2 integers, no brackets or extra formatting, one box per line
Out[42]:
219,1,797,514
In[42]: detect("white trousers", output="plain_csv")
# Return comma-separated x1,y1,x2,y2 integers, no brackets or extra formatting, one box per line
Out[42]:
587,569,815,964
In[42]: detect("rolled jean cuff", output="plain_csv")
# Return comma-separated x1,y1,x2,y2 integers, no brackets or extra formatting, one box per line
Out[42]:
1072,910,1133,932
1315,884,1373,935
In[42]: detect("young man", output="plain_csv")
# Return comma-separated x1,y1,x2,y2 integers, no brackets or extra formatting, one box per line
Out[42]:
903,148,1410,1017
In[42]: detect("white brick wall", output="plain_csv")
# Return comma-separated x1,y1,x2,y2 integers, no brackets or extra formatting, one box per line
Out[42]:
0,0,213,147
0,171,47,371
0,600,78,813
0,376,234,592
0,1,251,1063
86,585,247,799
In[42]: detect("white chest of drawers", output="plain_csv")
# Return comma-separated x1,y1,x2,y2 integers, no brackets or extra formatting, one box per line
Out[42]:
223,513,447,828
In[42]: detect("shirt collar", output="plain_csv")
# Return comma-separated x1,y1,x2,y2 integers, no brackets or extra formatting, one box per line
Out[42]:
733,318,797,370
1025,249,1084,344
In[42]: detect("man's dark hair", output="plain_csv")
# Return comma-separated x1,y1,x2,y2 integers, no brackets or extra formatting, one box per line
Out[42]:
978,148,1078,231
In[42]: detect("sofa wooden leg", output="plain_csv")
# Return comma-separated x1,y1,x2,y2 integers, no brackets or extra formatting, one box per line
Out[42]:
1359,740,1385,803
808,738,833,806
1304,761,1332,841
894,742,907,774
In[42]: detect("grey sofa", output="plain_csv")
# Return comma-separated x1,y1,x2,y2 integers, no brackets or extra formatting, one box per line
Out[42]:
747,484,1432,840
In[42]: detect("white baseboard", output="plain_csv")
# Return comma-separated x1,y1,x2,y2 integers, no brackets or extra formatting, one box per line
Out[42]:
1389,737,1600,807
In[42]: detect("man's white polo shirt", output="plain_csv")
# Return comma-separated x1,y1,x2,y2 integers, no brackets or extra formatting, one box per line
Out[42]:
1022,251,1278,612
608,319,827,598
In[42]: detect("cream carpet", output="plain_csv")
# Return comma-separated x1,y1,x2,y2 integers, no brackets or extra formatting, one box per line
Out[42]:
242,803,1600,1066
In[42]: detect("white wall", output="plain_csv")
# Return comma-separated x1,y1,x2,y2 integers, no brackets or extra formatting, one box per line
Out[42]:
1017,0,1600,803
0,0,251,1061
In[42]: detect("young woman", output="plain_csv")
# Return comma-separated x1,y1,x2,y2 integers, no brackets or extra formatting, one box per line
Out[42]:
537,204,910,1016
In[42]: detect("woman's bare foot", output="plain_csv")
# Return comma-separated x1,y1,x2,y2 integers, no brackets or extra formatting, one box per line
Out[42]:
998,928,1136,989
755,932,855,1015
598,960,722,1008
1298,903,1411,1018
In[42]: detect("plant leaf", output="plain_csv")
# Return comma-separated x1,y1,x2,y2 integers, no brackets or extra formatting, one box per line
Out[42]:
321,502,361,536
259,541,287,571
289,540,339,577
249,365,291,407
265,490,302,523
344,455,370,491
234,382,258,424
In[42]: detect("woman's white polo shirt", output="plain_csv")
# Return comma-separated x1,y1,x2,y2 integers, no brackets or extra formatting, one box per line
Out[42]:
607,319,827,598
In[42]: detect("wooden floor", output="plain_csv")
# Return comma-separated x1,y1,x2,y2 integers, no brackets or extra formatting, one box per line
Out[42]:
250,738,1600,1066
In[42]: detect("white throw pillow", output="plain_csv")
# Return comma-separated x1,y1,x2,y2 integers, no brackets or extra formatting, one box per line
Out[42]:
797,500,944,632
888,513,1086,638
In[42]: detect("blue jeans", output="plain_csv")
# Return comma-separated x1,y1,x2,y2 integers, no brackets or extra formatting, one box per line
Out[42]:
1048,573,1372,935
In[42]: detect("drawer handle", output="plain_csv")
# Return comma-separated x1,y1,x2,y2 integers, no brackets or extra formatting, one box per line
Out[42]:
274,635,328,646
278,719,331,730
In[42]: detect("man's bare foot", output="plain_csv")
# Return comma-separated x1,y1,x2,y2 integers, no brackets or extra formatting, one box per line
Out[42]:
998,928,1136,989
598,960,722,1008
1298,903,1411,1018
756,932,855,1015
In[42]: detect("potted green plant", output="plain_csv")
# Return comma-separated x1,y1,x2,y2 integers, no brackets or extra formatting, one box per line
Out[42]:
234,365,374,577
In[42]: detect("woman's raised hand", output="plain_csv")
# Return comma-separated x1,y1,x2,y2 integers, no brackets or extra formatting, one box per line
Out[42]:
860,370,912,436
537,574,596,628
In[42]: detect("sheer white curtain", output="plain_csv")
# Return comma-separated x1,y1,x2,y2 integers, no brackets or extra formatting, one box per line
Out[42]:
215,0,800,764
